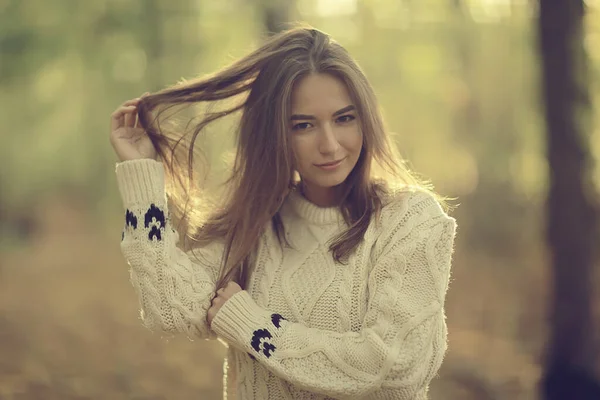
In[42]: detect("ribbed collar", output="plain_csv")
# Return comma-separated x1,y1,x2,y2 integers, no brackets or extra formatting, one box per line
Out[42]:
286,188,344,225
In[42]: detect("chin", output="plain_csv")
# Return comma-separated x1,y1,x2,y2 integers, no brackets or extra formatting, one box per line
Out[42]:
310,172,350,188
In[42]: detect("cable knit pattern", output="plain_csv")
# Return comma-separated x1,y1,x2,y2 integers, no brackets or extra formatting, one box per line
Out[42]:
116,159,223,340
116,159,457,399
337,252,354,332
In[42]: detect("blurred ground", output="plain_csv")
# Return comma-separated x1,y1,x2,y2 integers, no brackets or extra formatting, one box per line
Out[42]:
0,196,226,400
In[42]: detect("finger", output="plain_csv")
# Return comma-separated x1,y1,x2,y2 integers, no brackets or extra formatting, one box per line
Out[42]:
111,106,136,131
124,106,137,128
227,281,240,290
134,94,150,128
121,97,141,107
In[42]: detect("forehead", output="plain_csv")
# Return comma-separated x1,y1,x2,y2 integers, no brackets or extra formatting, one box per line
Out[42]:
290,73,352,113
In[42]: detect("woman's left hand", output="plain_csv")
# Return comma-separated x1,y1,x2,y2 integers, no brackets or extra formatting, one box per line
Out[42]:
207,281,243,327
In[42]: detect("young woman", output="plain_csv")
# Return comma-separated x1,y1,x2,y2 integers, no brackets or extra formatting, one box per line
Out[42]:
109,26,456,400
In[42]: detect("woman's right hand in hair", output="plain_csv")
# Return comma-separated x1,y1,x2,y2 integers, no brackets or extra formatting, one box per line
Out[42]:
109,93,158,162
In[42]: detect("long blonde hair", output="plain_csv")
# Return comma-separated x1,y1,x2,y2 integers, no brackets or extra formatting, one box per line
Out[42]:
136,24,441,291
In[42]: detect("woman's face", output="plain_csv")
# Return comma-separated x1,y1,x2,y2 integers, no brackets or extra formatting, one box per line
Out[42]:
289,73,363,207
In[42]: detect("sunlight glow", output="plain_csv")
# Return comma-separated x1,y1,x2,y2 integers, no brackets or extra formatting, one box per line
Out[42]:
316,0,357,17
584,32,600,63
468,0,513,23
584,0,600,9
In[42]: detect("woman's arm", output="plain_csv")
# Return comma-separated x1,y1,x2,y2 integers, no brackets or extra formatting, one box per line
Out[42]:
117,159,222,340
210,191,456,398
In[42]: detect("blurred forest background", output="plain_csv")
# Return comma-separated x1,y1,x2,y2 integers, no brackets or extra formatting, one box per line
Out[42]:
1,0,599,399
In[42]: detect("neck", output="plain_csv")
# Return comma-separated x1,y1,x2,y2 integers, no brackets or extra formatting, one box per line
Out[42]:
299,181,344,207
286,187,344,225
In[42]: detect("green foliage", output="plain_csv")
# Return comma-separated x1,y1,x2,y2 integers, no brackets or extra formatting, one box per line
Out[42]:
0,0,598,261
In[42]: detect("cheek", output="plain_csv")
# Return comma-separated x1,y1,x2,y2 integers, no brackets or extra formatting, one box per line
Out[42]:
342,127,363,153
355,135,364,153
290,138,311,167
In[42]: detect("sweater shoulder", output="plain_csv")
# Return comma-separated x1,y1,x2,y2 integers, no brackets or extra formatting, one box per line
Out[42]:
368,187,456,267
373,186,455,245
379,186,448,222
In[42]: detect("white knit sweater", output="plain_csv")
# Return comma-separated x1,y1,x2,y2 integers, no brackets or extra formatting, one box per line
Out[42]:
116,159,457,400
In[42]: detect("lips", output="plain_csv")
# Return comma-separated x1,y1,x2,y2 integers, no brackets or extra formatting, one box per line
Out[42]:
315,158,344,167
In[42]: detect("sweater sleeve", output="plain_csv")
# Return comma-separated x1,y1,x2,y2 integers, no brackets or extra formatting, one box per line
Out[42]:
116,159,223,340
210,191,456,399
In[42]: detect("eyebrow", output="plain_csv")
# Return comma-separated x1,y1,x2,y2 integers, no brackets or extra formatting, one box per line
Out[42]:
290,105,356,121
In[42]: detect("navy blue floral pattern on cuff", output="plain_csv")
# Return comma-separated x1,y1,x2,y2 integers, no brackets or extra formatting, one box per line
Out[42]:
249,313,287,359
144,204,166,241
123,209,139,241
271,313,286,328
125,209,138,229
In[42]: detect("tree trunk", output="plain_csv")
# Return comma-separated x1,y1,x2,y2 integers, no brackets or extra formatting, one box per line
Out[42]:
538,0,600,398
260,0,295,35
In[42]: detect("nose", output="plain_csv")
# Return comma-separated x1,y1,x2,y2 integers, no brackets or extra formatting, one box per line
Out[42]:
318,122,340,154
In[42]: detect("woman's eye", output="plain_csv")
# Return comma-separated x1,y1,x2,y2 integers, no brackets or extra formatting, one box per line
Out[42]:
292,122,312,131
337,115,356,123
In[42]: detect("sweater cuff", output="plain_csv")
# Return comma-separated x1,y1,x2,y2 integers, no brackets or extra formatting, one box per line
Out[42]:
115,159,166,206
211,290,271,348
